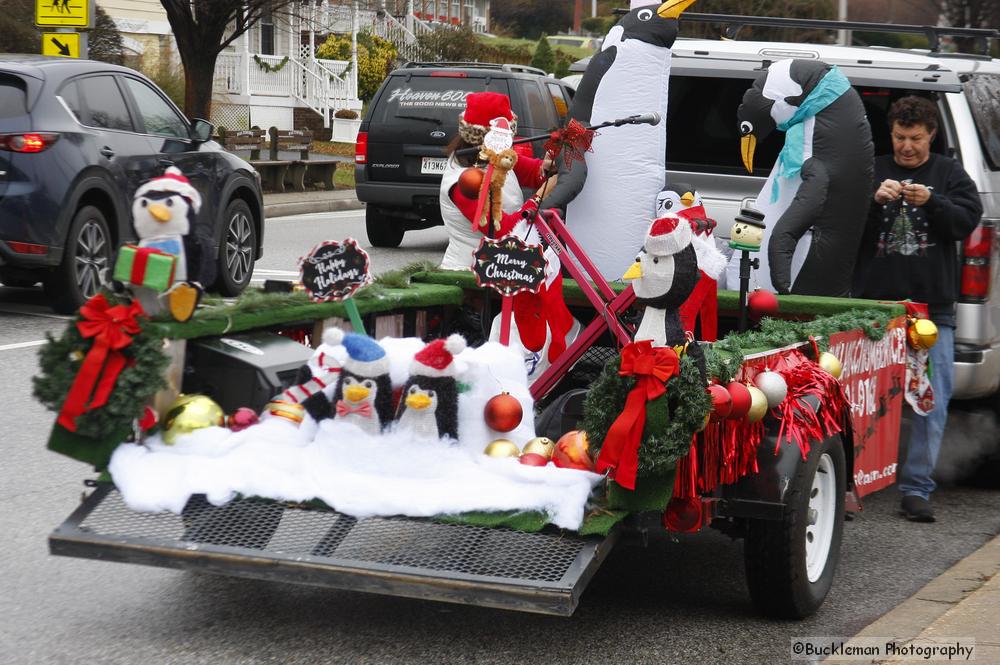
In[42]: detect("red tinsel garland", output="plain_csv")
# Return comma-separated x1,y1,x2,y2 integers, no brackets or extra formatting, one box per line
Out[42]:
774,353,852,459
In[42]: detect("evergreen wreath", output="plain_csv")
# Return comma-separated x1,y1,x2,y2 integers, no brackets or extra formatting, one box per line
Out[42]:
33,296,170,441
253,55,290,73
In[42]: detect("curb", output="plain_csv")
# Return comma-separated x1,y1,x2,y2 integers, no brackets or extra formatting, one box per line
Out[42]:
264,198,365,219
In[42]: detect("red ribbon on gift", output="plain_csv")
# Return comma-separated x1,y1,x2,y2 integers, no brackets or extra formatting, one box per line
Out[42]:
129,246,173,286
57,294,145,432
596,341,680,489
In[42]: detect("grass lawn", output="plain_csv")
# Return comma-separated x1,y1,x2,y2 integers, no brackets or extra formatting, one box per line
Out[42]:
479,35,594,62
312,140,358,188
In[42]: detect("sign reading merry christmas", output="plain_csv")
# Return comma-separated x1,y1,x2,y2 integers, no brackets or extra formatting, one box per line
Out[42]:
300,239,371,302
472,236,547,297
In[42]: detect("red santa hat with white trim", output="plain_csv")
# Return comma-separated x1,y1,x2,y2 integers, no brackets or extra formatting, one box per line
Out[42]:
644,213,692,256
410,334,467,378
459,92,517,145
135,166,202,212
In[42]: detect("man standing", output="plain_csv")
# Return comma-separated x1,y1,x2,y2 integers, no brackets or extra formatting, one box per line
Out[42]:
855,96,982,522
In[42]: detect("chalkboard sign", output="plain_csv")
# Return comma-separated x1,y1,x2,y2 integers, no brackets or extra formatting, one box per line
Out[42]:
472,236,547,297
299,239,371,302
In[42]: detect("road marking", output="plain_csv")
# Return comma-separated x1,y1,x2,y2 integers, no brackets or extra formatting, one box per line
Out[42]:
253,269,300,276
0,306,72,321
267,210,362,222
0,339,47,352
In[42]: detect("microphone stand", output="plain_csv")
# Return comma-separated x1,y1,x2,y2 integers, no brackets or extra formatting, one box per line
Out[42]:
454,114,659,156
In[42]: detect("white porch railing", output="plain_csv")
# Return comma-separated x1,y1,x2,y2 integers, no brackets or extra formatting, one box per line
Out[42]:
313,58,357,111
215,52,243,94
248,54,295,97
372,12,421,62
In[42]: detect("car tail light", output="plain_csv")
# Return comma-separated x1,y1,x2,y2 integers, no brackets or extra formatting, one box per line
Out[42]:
430,71,467,78
0,133,60,153
355,131,368,164
960,224,993,301
7,241,48,255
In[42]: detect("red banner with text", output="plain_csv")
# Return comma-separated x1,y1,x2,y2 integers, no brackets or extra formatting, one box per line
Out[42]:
828,316,908,496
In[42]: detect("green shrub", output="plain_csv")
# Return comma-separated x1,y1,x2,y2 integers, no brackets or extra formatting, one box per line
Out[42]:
531,34,555,74
317,31,398,102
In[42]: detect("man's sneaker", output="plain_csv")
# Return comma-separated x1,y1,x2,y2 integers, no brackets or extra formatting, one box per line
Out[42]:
900,495,936,523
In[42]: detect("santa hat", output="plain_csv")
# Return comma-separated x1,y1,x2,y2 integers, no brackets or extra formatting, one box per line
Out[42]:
411,334,466,379
644,214,692,256
459,92,517,145
341,332,389,378
135,166,202,213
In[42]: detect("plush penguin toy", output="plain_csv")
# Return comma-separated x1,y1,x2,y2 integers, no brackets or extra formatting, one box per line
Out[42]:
395,334,467,441
132,167,212,285
542,0,696,279
282,328,346,425
623,214,700,348
728,59,873,296
657,183,727,340
331,333,393,436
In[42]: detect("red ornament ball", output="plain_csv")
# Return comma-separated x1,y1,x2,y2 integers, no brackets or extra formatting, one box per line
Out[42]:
747,289,779,319
228,407,260,432
708,384,732,421
518,452,549,467
484,392,523,432
138,406,158,432
726,382,753,420
457,167,484,198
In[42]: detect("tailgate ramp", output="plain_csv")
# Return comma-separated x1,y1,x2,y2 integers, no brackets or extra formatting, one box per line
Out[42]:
50,486,618,616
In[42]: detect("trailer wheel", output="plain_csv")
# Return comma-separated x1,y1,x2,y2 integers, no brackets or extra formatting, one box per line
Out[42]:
744,434,845,618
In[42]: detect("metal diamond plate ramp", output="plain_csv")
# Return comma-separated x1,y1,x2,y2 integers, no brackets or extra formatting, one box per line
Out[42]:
50,486,618,616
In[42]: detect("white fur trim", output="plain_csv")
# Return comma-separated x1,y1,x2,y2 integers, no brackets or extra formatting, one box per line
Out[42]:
444,334,467,355
691,233,728,280
345,356,390,378
645,220,692,256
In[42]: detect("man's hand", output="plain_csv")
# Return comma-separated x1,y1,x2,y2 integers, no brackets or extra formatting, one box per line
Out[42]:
902,182,931,207
874,179,903,204
536,175,558,200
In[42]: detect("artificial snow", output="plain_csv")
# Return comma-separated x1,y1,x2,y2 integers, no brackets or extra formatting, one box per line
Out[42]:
109,339,602,530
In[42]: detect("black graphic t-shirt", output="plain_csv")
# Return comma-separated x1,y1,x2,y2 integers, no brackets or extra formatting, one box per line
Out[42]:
854,153,982,326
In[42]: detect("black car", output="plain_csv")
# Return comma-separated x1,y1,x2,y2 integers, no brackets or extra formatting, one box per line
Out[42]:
355,62,574,247
0,55,264,313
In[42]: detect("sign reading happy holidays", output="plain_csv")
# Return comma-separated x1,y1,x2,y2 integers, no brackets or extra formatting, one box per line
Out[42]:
472,236,547,297
300,239,371,302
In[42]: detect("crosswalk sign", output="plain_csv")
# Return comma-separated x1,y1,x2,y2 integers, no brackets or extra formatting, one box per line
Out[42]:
42,32,81,58
36,0,90,28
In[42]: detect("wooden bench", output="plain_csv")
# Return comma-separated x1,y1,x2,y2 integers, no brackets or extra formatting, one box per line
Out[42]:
217,128,267,160
220,126,342,193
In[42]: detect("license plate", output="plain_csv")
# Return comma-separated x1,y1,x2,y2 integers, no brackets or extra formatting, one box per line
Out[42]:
421,157,447,175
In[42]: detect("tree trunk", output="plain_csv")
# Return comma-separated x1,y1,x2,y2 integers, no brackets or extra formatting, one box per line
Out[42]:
183,53,219,121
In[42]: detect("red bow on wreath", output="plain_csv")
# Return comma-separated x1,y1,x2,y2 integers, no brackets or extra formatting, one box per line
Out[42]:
543,119,596,170
57,294,145,432
596,341,680,490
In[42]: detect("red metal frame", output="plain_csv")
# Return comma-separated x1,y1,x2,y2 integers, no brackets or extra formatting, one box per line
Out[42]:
528,210,636,400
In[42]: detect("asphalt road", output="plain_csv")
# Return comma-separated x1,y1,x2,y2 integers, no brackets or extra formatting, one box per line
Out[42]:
2,210,999,665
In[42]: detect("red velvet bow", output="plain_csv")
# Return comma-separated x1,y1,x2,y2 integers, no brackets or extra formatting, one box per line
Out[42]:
336,400,373,418
543,119,596,170
57,294,145,432
596,341,680,489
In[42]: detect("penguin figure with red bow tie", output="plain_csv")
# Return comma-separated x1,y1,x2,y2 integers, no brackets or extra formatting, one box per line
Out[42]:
330,334,393,435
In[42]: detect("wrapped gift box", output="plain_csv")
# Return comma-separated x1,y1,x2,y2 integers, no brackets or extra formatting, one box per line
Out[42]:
113,245,176,292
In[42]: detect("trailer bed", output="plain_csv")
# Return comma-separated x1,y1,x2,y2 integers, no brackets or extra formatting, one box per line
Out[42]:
50,485,619,616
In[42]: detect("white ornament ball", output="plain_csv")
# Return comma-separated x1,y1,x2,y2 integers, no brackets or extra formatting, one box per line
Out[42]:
754,370,787,408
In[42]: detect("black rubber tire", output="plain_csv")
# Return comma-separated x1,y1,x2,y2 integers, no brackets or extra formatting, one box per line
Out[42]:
744,434,846,619
46,205,113,314
365,208,405,248
215,198,256,297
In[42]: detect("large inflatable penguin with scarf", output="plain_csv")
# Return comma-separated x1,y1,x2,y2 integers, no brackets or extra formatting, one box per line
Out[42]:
542,0,696,279
727,59,873,296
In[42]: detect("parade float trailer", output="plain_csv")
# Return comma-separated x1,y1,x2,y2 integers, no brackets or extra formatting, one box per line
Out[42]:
40,216,914,619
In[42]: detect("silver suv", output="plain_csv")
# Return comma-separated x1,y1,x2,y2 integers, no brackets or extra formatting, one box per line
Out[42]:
574,22,1000,401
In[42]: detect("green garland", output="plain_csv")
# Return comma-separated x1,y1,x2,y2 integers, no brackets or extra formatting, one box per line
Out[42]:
253,55,290,73
581,354,711,478
33,295,170,443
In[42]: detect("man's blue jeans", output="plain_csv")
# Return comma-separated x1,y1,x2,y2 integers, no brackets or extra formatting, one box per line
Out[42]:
900,324,954,499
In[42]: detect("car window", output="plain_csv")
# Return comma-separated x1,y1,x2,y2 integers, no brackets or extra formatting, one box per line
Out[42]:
78,75,133,131
122,77,189,138
514,79,555,129
58,80,84,123
546,82,570,122
370,75,510,130
0,75,27,119
965,74,1000,171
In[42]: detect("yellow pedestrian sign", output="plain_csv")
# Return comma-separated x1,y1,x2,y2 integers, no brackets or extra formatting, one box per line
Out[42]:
36,0,91,28
42,32,81,58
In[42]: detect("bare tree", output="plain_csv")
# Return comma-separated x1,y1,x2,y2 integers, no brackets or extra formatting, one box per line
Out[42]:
939,0,999,53
159,0,296,119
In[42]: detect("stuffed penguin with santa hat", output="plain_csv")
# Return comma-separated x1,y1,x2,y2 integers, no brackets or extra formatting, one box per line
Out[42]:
330,333,393,436
395,334,467,441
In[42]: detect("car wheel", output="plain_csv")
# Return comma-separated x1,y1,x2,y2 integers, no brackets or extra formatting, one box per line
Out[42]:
366,208,405,248
215,199,256,297
46,205,112,314
743,434,846,619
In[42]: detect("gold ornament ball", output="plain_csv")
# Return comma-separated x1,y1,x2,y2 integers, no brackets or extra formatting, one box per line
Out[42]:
522,436,555,459
746,386,769,423
484,438,521,458
266,399,305,425
162,394,225,445
818,351,843,379
909,319,938,350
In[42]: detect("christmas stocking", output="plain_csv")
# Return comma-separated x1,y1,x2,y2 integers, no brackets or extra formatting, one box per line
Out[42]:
905,348,934,416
